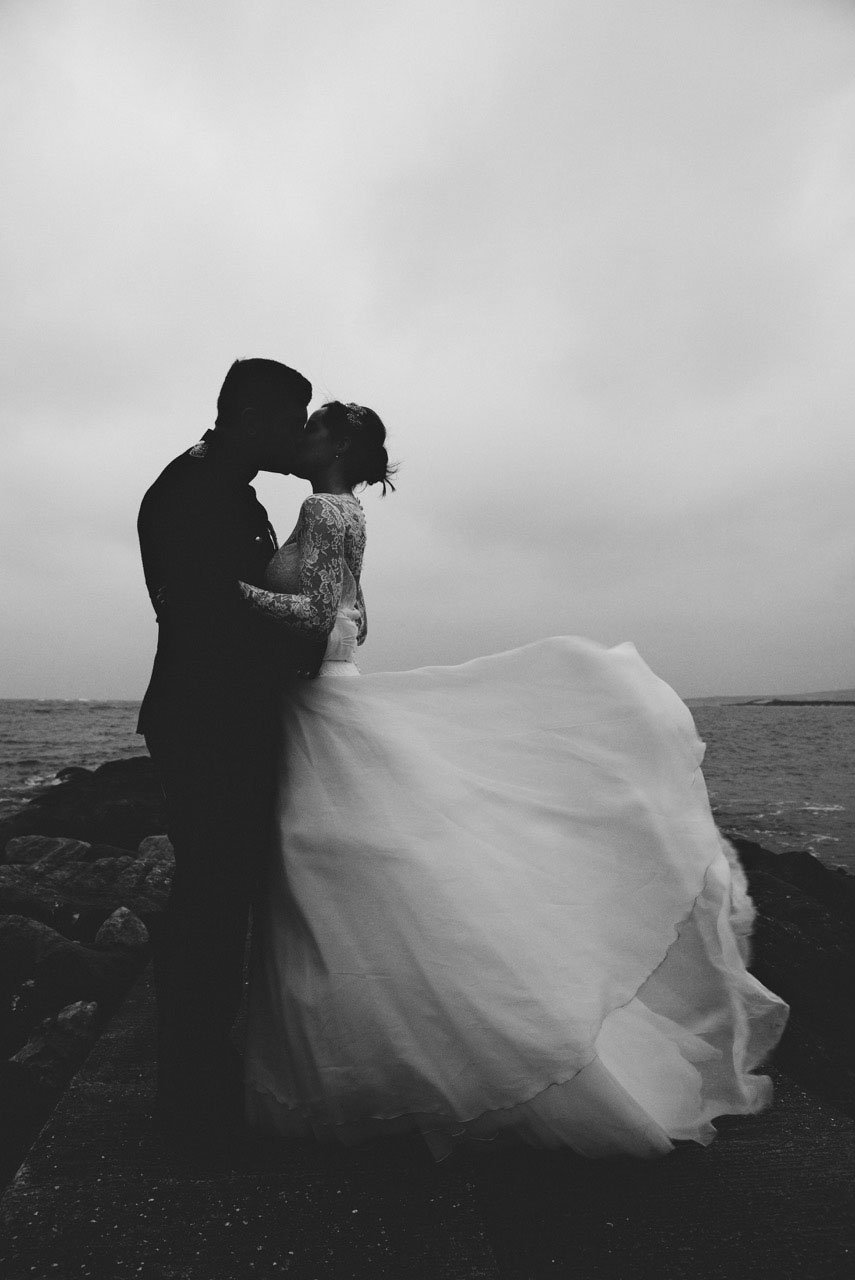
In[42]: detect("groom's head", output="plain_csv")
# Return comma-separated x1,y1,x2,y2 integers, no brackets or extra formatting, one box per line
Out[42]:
214,358,312,473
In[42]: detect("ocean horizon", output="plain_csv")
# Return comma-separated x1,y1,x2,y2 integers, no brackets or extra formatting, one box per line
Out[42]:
0,695,853,871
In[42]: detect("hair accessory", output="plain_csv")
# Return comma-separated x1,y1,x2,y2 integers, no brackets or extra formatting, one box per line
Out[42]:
345,404,365,432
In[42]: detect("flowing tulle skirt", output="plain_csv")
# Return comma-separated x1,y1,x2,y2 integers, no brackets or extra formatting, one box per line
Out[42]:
244,637,788,1159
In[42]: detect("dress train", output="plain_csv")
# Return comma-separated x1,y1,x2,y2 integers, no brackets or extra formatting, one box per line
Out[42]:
244,637,788,1159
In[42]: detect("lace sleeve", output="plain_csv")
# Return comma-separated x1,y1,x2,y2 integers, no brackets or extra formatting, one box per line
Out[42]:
238,495,345,639
356,581,367,645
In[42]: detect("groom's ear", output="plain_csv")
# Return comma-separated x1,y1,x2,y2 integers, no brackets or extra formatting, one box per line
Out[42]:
240,406,260,438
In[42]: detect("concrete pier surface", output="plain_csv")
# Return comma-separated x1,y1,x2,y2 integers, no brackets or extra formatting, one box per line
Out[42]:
1,966,854,1280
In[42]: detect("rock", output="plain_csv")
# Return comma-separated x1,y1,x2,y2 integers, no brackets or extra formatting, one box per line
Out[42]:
54,766,93,783
723,836,855,1117
0,916,138,1028
94,908,149,951
10,1000,99,1090
137,833,174,862
729,835,855,925
0,833,173,938
0,756,166,853
3,835,131,867
2,836,90,866
135,834,174,892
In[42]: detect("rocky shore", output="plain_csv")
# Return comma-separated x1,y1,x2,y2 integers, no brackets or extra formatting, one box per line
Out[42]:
0,758,169,1184
1,756,853,1189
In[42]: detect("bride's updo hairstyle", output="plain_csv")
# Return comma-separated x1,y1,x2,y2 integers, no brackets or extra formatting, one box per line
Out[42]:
323,401,397,495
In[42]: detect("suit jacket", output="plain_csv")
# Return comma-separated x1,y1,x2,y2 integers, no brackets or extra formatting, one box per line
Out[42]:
137,431,283,742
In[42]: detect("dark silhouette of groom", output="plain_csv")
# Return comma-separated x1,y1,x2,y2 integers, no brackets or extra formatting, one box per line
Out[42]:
138,358,314,1142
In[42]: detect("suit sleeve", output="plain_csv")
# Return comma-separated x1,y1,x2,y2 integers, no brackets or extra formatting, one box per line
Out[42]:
138,474,246,632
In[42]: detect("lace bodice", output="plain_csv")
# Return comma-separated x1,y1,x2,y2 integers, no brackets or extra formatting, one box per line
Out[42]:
240,493,367,656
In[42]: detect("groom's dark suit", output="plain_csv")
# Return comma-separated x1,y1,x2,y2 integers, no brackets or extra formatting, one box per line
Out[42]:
138,429,285,1121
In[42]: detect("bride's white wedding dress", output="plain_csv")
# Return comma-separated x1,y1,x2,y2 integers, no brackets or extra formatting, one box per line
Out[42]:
242,493,788,1160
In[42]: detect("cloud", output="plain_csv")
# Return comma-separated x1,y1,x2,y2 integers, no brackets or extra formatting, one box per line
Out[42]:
1,0,854,696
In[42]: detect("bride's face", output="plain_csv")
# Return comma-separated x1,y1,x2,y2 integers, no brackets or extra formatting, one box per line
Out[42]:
293,407,337,479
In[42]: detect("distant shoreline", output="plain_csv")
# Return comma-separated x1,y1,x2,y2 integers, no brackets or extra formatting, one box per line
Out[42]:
736,699,855,708
686,689,855,707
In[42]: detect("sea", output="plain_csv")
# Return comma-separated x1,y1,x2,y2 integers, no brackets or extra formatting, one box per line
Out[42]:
0,698,853,871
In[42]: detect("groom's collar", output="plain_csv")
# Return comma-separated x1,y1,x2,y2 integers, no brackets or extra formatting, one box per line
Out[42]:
194,429,259,485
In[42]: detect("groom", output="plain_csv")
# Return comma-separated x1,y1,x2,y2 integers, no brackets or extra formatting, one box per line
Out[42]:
138,357,315,1143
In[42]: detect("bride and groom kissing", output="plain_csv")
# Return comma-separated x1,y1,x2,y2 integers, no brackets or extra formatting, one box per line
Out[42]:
138,356,787,1163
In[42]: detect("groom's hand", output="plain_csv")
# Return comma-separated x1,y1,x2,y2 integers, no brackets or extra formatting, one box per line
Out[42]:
294,636,327,680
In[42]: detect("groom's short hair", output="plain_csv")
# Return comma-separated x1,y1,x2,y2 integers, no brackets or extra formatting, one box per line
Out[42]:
216,358,312,426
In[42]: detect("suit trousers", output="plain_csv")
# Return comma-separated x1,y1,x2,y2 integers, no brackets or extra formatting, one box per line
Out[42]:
144,708,275,1120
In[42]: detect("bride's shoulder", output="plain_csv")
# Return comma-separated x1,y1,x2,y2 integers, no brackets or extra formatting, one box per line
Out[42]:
301,493,342,511
301,493,363,519
297,493,358,535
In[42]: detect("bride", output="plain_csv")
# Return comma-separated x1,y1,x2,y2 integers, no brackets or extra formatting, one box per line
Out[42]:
238,400,788,1161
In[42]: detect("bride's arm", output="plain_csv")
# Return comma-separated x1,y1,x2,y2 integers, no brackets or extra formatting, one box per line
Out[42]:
238,495,345,640
356,582,367,645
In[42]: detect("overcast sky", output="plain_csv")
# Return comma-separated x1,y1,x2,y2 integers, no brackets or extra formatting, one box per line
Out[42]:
2,0,854,698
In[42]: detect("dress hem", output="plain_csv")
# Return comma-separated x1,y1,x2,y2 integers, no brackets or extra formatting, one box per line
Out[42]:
244,851,780,1149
